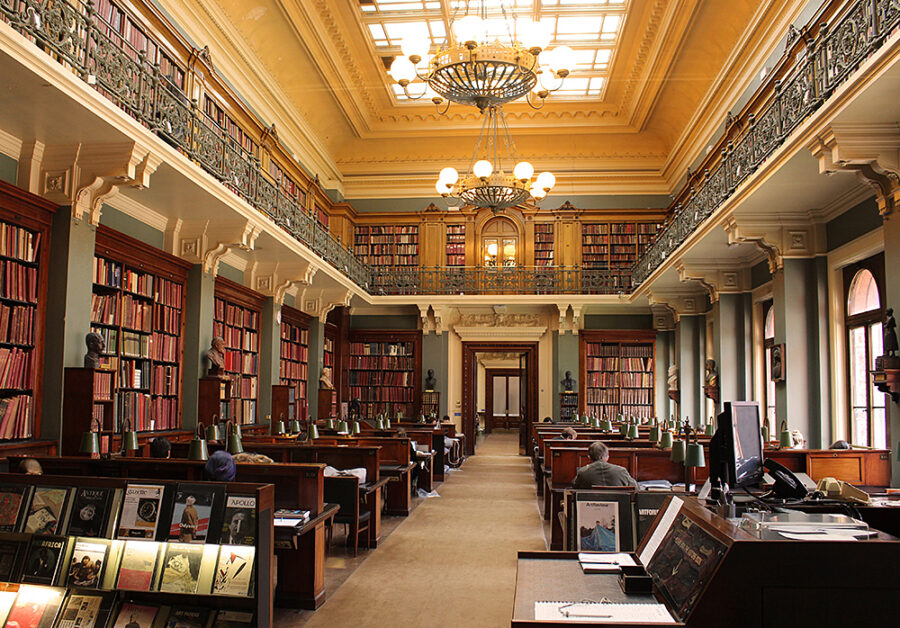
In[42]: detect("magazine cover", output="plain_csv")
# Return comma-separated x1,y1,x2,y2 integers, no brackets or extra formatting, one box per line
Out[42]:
576,500,620,552
220,495,256,545
112,602,159,628
167,484,223,543
66,539,109,589
3,584,65,628
158,543,204,594
0,590,17,625
22,486,69,536
165,607,211,628
0,539,24,582
115,541,160,592
20,536,66,585
211,610,254,627
212,545,254,597
56,594,105,628
118,484,165,540
0,485,29,532
67,488,113,538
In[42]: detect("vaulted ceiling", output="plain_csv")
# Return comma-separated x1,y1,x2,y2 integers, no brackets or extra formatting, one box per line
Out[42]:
160,0,807,200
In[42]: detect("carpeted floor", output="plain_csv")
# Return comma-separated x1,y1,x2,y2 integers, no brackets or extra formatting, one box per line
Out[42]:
282,430,546,627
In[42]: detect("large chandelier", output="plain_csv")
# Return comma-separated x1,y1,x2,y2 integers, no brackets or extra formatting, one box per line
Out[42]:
389,2,574,111
435,106,555,213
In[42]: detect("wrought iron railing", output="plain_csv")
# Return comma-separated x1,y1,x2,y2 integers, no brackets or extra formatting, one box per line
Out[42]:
633,0,900,286
369,266,632,295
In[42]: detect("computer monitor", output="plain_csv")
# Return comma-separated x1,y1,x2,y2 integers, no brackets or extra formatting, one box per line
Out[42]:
709,401,765,489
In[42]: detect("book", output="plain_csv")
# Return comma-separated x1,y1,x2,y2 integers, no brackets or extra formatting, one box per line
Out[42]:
212,545,254,597
66,539,109,589
56,593,105,628
3,585,64,628
67,487,114,538
158,543,204,594
20,535,66,585
22,486,69,536
220,495,256,545
112,602,159,628
118,484,165,540
0,485,29,532
0,540,24,582
211,610,254,627
115,540,160,591
165,607,211,628
0,591,16,625
167,484,224,544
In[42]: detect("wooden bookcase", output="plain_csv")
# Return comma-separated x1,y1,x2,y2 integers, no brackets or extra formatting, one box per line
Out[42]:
323,327,336,419
421,391,440,418
581,221,661,288
353,225,419,267
559,391,578,420
533,223,554,267
92,226,190,433
446,224,465,266
580,330,656,420
213,277,265,425
348,330,422,419
279,305,311,421
0,182,55,442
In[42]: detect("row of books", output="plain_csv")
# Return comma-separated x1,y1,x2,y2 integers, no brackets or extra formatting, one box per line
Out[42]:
120,360,149,390
122,268,154,298
585,389,619,404
150,396,179,432
280,341,308,362
221,399,256,424
585,344,620,357
92,371,115,402
349,356,415,371
587,372,621,387
1,260,38,302
121,331,150,359
119,392,151,431
621,388,652,405
0,395,31,439
150,332,178,363
350,341,414,356
223,353,258,377
214,301,259,330
91,293,119,325
280,323,308,344
356,254,418,266
585,357,620,370
0,303,33,345
621,345,653,358
348,371,411,387
355,225,418,234
121,295,152,331
279,361,308,380
584,404,629,419
234,376,257,400
155,277,183,308
150,365,178,396
622,357,653,372
348,386,414,402
154,303,181,335
92,257,122,289
356,402,411,418
611,372,653,387
90,327,119,355
621,404,654,419
0,346,32,389
0,222,40,263
204,96,258,156
0,588,253,628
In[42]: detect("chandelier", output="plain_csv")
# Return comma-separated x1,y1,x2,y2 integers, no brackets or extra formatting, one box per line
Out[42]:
389,2,573,111
435,106,555,213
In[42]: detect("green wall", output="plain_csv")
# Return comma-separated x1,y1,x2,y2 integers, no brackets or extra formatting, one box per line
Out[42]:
0,154,16,184
99,206,164,249
350,315,418,330
827,197,880,251
218,262,244,284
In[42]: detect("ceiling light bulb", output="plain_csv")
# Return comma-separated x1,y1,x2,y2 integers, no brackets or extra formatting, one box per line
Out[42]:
401,34,430,62
536,171,556,191
487,242,499,257
473,159,493,179
435,180,452,196
519,20,551,52
531,185,546,200
454,14,486,46
389,56,417,84
513,161,534,182
548,45,574,76
439,167,459,185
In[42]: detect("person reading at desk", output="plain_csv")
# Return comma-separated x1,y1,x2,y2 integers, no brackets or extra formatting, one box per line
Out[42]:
553,427,577,441
573,441,638,489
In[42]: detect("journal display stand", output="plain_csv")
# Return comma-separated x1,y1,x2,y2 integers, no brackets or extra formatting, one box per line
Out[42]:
512,495,900,626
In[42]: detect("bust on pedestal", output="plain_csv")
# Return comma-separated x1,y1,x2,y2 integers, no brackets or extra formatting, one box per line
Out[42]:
561,370,576,393
425,368,436,391
83,332,105,369
206,337,227,378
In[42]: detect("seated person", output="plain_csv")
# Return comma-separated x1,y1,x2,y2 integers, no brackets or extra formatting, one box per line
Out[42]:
553,427,577,441
232,452,274,464
149,437,171,459
542,416,553,423
18,458,42,475
205,450,236,482
573,441,638,489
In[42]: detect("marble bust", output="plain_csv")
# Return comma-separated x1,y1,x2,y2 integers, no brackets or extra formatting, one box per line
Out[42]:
425,368,437,391
206,336,226,377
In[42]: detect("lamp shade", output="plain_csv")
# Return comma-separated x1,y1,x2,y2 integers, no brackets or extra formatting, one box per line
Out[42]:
80,430,100,456
308,424,320,440
401,34,430,61
513,161,534,181
122,429,139,453
226,421,243,455
273,420,286,435
519,19,551,51
659,431,674,449
337,420,349,433
375,417,384,430
685,442,706,468
325,418,335,430
599,418,612,432
454,14,486,45
619,422,628,436
536,171,556,191
188,425,209,461
670,438,686,463
389,56,417,83
626,423,639,440
351,421,361,435
207,423,221,441
779,420,792,448
705,421,715,436
385,418,391,429
289,420,301,434
648,425,659,443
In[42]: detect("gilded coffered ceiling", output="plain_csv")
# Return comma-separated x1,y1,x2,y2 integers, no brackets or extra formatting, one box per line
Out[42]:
160,0,806,199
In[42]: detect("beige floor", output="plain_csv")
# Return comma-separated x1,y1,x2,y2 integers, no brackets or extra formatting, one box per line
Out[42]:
276,430,546,627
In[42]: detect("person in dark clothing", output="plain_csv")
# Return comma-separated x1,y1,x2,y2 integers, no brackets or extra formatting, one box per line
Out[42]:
573,441,638,489
149,437,171,459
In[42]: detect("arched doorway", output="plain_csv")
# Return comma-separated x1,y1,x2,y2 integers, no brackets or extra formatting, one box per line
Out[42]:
480,216,519,268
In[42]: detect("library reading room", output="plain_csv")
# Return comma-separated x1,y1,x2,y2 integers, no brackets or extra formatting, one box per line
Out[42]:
0,0,899,626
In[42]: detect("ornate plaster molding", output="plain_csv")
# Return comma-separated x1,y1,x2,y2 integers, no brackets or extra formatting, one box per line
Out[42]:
651,303,676,331
674,261,751,303
722,214,823,273
647,288,707,321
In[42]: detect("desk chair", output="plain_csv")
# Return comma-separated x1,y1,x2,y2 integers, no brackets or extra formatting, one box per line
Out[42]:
327,476,370,557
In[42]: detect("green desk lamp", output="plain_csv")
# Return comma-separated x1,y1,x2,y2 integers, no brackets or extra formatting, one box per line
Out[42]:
375,417,384,430
385,418,391,429
121,418,139,455
705,416,716,436
351,420,361,435
207,415,222,441
273,414,286,436
626,423,640,439
80,418,101,456
308,423,320,440
225,420,244,455
289,418,302,434
658,429,674,449
670,436,686,463
685,433,706,468
325,418,335,430
761,419,769,443
778,420,792,448
619,420,629,436
188,422,209,461
648,420,660,444
337,419,349,433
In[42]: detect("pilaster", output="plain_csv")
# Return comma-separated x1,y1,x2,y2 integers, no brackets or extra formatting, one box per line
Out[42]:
183,265,216,428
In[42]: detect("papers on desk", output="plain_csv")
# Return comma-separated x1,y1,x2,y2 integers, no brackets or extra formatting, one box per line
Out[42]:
274,509,310,528
766,526,876,541
534,601,676,623
578,553,636,573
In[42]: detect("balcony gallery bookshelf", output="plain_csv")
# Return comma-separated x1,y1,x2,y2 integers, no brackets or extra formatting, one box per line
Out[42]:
354,225,419,268
533,223,554,267
581,221,660,289
213,277,265,425
348,330,422,420
580,330,656,421
446,224,465,266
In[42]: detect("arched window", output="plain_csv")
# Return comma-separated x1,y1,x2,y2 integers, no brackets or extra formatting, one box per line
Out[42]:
481,217,519,268
762,302,775,428
843,256,886,448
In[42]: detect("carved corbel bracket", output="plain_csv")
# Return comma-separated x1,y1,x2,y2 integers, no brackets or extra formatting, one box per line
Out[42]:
313,288,353,322
647,288,706,322
417,304,434,334
723,216,820,273
651,304,676,331
674,262,751,304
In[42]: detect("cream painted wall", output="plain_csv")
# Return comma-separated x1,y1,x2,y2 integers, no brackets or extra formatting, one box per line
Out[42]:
477,361,486,414
447,331,462,431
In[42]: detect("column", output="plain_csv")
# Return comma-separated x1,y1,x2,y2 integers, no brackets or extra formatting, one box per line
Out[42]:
654,330,672,421
41,210,96,442
307,318,325,420
422,333,449,417
713,293,749,407
771,258,828,448
182,265,215,429
676,315,702,426
882,216,900,485
256,298,280,426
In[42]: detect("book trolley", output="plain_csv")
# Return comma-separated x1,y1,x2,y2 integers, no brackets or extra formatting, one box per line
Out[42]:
0,473,274,627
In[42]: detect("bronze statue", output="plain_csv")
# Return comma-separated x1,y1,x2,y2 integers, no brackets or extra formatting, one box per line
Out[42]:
705,359,718,388
206,337,226,377
885,308,898,358
561,370,576,392
425,369,437,390
83,332,105,368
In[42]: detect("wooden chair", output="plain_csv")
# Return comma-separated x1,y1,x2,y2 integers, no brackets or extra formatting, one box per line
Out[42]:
326,475,370,557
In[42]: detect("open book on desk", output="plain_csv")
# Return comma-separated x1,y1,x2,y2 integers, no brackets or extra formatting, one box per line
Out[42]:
578,552,636,573
534,601,675,623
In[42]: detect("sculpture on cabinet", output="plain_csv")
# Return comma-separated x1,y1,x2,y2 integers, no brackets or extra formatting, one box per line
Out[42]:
319,366,335,390
425,369,437,391
705,360,718,388
667,364,678,392
206,337,226,377
83,332,105,369
885,308,898,358
561,370,576,392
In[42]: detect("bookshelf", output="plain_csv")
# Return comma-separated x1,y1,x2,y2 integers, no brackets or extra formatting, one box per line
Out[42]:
581,221,661,287
348,331,422,419
353,225,419,267
421,391,440,418
279,305,311,421
559,392,578,420
580,330,656,420
445,224,465,266
0,182,55,442
323,328,336,420
90,227,190,433
534,223,554,267
213,278,265,425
